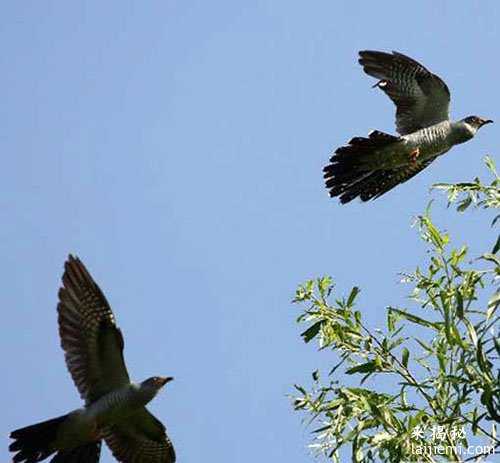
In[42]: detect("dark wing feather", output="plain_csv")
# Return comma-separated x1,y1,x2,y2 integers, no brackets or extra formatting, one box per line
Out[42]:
103,408,176,463
339,157,437,203
58,255,130,404
51,441,102,463
358,50,450,135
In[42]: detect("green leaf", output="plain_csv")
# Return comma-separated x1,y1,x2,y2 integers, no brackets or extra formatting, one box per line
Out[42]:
433,183,453,190
415,338,434,355
388,308,439,330
484,155,497,175
300,321,322,343
481,253,500,266
487,292,500,320
437,350,447,372
346,360,378,375
421,215,448,249
455,289,464,319
293,384,307,395
347,286,360,307
401,348,409,368
462,319,478,346
492,234,500,254
329,356,348,376
387,310,395,332
293,280,315,302
318,276,333,298
457,196,472,212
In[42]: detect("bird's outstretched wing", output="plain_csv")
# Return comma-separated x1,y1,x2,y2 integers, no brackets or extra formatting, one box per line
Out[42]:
103,408,176,462
58,255,130,404
358,50,450,135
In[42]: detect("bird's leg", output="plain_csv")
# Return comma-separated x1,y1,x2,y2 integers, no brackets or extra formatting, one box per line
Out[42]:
409,148,420,165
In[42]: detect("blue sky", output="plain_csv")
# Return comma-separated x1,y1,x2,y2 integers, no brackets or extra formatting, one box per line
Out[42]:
1,1,498,462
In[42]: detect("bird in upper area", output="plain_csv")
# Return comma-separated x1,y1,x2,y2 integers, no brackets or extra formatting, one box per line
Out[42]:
9,255,176,463
323,50,493,204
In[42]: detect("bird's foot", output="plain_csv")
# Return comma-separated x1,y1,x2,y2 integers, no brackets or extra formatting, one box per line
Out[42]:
409,148,420,165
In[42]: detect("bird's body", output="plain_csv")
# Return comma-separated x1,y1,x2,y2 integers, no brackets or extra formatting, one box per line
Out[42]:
10,256,176,463
324,50,492,203
86,383,151,425
358,120,473,170
44,383,159,450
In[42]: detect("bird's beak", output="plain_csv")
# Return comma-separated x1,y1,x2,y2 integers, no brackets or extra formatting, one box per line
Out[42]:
158,376,174,386
481,119,493,126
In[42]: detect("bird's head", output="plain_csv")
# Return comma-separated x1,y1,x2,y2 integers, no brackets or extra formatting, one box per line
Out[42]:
462,116,493,133
140,376,174,398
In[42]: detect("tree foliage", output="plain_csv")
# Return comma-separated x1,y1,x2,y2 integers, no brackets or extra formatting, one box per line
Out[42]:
292,158,499,462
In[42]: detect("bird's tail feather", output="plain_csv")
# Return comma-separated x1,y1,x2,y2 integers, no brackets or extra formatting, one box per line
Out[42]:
10,414,101,463
9,414,67,462
323,130,399,203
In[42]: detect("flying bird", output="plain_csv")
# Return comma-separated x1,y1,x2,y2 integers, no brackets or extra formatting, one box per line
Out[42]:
323,50,493,203
10,255,176,463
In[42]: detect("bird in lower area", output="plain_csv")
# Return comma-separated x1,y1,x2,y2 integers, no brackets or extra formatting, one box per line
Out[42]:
9,255,176,463
323,50,493,204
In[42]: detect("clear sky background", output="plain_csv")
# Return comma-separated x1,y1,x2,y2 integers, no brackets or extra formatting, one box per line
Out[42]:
1,1,498,462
